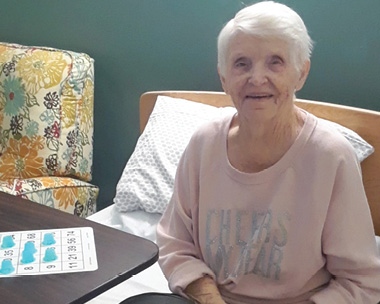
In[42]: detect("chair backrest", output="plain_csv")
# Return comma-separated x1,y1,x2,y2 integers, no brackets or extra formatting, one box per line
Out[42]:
140,90,380,236
0,42,95,181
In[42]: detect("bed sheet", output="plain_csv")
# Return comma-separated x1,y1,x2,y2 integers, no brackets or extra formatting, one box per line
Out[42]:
88,205,161,242
85,206,169,304
86,205,380,303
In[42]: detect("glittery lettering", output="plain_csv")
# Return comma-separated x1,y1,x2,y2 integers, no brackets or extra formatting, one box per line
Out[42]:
218,209,231,246
204,208,289,281
235,210,247,246
267,244,283,280
252,246,267,277
214,244,233,278
205,209,218,263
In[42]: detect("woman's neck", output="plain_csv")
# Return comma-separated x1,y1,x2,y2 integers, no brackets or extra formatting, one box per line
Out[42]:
227,106,305,173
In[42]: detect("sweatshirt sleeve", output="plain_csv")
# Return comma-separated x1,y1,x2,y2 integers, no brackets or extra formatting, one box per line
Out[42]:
310,150,380,303
156,141,216,295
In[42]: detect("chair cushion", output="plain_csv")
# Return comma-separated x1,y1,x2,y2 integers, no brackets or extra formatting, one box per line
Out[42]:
0,177,98,217
0,42,94,181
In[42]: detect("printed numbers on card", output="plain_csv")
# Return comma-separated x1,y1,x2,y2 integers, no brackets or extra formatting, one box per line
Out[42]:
66,231,76,237
66,238,76,244
67,245,77,252
67,253,78,261
26,233,36,240
63,260,84,270
3,250,14,257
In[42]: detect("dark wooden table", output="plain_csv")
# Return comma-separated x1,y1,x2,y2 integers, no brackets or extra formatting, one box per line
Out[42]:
0,192,158,304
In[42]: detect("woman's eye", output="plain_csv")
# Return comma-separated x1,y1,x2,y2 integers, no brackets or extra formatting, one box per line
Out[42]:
270,56,283,65
235,61,246,68
233,57,249,69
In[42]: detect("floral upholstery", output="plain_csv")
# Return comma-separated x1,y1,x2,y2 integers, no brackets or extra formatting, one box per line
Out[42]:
0,177,97,217
0,42,98,217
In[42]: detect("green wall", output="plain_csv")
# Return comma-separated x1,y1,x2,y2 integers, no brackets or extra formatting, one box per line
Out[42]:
1,0,379,210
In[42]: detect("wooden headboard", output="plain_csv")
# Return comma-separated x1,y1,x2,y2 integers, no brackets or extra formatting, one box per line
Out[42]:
140,91,380,236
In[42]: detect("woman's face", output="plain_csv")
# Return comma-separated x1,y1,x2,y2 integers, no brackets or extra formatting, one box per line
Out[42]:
219,33,310,124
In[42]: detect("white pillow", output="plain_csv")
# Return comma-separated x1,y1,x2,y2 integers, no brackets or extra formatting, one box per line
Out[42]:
114,95,235,213
114,95,374,214
319,118,374,162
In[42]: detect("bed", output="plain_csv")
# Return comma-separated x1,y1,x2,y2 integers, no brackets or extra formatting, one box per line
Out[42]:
86,91,380,304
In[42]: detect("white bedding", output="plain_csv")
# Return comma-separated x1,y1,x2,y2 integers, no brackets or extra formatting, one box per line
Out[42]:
85,206,169,304
85,205,380,304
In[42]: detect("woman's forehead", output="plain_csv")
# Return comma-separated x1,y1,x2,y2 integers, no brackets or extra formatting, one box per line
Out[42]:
227,34,291,59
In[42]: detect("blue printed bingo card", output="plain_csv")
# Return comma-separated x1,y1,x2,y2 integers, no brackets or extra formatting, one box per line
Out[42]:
0,227,97,277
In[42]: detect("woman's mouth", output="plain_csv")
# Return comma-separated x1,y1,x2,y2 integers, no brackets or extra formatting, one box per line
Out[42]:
246,94,274,100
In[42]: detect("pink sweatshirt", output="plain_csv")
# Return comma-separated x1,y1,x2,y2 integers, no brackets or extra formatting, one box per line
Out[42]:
157,111,380,303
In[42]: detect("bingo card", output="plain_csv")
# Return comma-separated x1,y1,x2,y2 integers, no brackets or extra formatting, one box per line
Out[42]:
0,227,98,277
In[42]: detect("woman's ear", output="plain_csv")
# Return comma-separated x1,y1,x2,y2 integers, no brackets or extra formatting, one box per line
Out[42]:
218,67,228,94
295,60,310,92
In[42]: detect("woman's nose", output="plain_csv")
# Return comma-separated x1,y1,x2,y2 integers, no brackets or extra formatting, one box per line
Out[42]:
248,66,268,86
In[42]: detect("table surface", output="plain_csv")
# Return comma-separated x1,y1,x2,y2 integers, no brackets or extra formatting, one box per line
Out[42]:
0,192,158,304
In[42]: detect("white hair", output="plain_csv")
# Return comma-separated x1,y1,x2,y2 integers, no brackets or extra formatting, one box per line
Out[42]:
217,1,313,75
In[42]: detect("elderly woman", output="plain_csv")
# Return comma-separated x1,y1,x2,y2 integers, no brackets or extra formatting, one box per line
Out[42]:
157,1,380,303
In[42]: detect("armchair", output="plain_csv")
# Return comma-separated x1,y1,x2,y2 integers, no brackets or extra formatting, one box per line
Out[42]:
0,42,98,217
